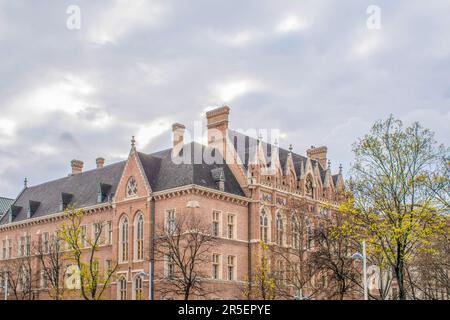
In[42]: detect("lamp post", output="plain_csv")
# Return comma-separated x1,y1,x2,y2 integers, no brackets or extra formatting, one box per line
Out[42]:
137,270,152,301
1,273,8,301
352,240,368,300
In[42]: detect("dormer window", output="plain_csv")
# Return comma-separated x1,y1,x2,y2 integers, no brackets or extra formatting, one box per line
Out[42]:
97,183,112,203
126,177,138,198
60,193,73,211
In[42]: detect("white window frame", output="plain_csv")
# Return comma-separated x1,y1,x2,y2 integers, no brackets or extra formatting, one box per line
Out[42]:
134,213,144,261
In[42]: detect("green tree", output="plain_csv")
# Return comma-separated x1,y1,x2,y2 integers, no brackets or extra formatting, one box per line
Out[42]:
243,241,277,300
340,115,449,300
58,207,117,300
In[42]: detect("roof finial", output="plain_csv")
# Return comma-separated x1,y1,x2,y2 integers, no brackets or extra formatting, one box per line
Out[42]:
289,144,293,153
339,163,343,174
328,159,331,170
24,178,28,188
131,135,136,149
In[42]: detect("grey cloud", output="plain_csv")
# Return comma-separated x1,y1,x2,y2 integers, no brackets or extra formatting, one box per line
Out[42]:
0,0,449,198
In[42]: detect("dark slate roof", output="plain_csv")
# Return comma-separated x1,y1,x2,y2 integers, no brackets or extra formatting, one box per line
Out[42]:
0,161,126,225
1,142,245,226
228,130,326,180
138,142,245,196
332,174,339,186
0,197,13,215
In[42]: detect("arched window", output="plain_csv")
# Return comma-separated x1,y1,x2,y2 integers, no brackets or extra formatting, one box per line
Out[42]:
276,212,284,246
276,260,285,285
118,276,127,300
260,209,269,243
306,218,314,250
291,214,300,250
305,175,314,198
126,177,138,198
134,275,143,300
135,213,144,261
120,216,129,262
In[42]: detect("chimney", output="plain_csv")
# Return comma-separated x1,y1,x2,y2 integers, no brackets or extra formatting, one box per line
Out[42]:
172,123,186,157
96,157,105,169
206,106,230,155
306,146,328,169
71,159,84,175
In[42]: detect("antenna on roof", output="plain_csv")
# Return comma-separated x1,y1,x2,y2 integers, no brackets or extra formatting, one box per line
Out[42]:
339,163,343,174
328,160,331,170
24,178,28,189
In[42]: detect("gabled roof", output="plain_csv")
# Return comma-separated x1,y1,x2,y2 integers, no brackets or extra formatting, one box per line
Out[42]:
1,142,245,226
138,142,245,196
0,161,125,225
228,130,326,180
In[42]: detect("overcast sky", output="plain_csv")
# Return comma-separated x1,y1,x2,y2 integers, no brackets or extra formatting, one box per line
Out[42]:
0,0,449,198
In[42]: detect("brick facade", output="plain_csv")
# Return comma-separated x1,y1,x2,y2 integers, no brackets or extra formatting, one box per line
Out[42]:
0,106,345,300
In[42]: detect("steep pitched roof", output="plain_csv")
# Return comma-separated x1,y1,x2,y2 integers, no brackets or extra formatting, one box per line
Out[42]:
0,197,14,218
138,142,245,196
0,161,126,225
1,142,245,226
228,130,326,180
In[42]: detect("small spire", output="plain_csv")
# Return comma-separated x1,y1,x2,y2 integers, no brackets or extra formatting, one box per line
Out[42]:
131,136,136,149
339,163,343,174
289,144,293,153
24,178,28,188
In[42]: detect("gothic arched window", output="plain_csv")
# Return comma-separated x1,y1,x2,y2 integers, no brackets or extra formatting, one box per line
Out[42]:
120,216,129,262
305,175,314,198
135,213,144,260
276,212,284,246
134,275,143,300
260,209,269,243
118,276,127,300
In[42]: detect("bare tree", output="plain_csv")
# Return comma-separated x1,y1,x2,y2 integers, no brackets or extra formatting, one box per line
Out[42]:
270,198,318,299
35,233,66,300
155,211,217,300
0,242,37,300
311,211,361,300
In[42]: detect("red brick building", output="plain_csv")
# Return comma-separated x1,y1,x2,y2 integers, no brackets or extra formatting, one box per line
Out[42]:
0,106,345,300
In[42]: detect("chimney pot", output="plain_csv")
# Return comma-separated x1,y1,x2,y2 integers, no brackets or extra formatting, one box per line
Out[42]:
306,146,328,169
96,157,105,168
172,123,186,157
206,106,230,155
71,159,84,175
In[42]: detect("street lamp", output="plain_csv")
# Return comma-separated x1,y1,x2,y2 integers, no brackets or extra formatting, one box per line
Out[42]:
1,273,8,301
137,271,152,300
352,240,368,300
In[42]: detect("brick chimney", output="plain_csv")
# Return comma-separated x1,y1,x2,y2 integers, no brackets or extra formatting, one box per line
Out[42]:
306,146,328,169
71,159,84,175
96,157,105,169
206,106,230,156
172,123,186,157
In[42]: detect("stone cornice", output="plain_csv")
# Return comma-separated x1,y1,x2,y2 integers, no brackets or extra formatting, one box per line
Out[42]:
151,184,250,206
0,203,113,231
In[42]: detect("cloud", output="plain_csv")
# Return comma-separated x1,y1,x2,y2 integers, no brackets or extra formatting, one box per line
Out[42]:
0,0,449,197
275,15,309,34
87,0,168,45
213,79,264,103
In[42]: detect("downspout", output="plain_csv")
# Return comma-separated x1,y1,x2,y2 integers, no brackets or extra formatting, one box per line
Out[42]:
247,192,252,299
150,197,156,300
